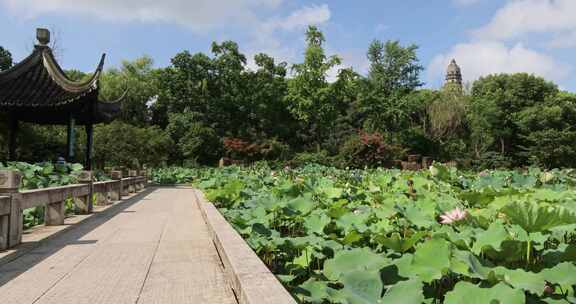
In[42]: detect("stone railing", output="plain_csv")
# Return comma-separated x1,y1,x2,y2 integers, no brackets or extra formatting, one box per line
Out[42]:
0,169,148,251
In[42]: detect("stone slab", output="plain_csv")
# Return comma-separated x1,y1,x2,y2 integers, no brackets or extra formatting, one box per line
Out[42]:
194,190,296,304
0,187,237,304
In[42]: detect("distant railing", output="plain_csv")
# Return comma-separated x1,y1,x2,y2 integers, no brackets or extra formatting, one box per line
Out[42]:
0,169,148,251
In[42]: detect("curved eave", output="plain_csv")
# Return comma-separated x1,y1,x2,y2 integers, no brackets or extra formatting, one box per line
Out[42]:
0,45,105,93
42,48,105,93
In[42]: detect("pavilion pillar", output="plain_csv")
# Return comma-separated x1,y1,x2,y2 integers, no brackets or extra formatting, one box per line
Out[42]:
8,117,18,161
66,116,76,161
85,124,93,171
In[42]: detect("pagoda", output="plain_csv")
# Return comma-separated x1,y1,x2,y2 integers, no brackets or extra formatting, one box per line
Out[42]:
445,59,463,89
0,28,123,169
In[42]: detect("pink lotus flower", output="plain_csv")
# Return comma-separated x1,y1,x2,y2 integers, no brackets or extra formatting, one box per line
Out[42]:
440,208,467,224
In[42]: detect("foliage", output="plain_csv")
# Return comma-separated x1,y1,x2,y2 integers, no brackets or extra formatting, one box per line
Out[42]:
223,137,290,162
195,164,576,303
287,150,334,168
6,27,576,170
468,73,559,165
93,121,173,169
359,40,424,133
151,167,197,184
0,46,13,71
514,92,576,168
338,130,406,168
285,26,342,125
100,56,159,125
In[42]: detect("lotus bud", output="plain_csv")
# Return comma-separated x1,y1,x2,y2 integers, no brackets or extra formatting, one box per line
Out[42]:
540,172,554,184
429,165,439,177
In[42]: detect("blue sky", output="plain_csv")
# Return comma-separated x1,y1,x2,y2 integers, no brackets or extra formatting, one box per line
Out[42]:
2,0,576,90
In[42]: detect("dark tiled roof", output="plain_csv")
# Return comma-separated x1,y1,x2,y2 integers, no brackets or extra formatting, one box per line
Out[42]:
0,45,122,125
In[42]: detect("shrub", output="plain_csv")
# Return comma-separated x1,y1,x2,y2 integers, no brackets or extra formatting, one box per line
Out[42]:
223,137,290,162
338,130,406,168
288,150,334,167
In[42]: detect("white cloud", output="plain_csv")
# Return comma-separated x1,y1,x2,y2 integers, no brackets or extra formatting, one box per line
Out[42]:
427,41,571,85
547,31,576,49
2,0,333,73
247,4,331,71
264,4,330,32
1,0,283,32
473,0,576,41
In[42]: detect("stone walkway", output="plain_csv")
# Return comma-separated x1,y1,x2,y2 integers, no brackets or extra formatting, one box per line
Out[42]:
0,187,237,304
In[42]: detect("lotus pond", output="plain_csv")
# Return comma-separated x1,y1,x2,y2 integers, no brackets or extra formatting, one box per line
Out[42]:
194,164,576,304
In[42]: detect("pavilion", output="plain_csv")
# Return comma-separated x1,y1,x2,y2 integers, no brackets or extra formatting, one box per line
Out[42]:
0,28,123,169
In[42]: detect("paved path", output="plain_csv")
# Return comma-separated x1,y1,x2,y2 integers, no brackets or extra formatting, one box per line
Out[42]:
0,187,237,304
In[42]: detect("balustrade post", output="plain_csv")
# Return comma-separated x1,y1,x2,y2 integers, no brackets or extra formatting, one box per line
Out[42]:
45,200,66,226
110,171,123,201
0,170,23,249
128,170,137,193
139,170,148,188
76,170,93,214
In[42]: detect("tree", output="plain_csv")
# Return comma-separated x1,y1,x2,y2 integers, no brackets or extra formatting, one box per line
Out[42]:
243,53,295,143
468,73,558,164
92,121,173,168
285,26,341,125
367,40,423,95
426,87,469,160
515,92,576,168
0,46,13,71
100,56,159,126
360,40,424,133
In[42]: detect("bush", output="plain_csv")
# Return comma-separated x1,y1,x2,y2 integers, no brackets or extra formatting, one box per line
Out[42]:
338,130,406,168
288,150,334,168
223,137,290,162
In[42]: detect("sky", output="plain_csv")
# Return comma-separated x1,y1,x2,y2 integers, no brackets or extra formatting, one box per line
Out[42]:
1,0,576,90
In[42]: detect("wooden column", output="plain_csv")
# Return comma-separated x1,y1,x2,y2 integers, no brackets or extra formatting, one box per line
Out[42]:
66,116,76,161
85,124,93,171
8,117,18,161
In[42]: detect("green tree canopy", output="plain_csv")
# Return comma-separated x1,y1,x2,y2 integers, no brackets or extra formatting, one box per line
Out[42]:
469,73,558,164
285,26,342,125
0,46,13,71
360,40,424,133
100,56,159,126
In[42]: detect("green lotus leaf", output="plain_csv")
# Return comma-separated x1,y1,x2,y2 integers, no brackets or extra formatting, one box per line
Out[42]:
501,201,576,233
381,279,424,304
324,248,389,281
410,238,451,282
540,262,576,290
335,212,369,234
338,270,384,304
400,204,436,229
472,221,509,254
292,246,313,268
304,212,331,235
286,194,315,215
299,279,331,303
376,231,426,253
444,282,525,304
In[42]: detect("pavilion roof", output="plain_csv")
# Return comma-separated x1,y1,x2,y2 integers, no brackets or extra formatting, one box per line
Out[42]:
0,29,122,125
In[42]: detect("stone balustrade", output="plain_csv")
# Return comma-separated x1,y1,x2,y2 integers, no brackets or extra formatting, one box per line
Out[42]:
0,169,148,251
